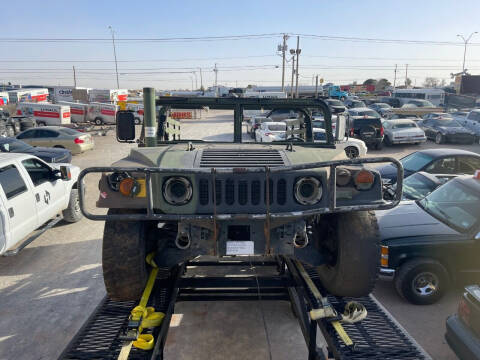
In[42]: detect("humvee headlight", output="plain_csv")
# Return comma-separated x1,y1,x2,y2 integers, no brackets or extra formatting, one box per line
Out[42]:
336,168,352,187
354,170,375,190
163,177,193,205
294,177,322,205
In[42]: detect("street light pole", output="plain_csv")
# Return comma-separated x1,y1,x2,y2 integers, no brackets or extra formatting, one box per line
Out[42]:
295,36,301,98
108,26,120,88
280,34,289,92
289,50,296,98
457,32,478,73
199,67,203,90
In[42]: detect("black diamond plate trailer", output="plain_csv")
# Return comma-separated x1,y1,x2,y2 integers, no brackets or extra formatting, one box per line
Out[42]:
59,258,431,360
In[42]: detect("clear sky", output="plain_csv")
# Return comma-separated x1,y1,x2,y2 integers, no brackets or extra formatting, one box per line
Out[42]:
2,0,480,90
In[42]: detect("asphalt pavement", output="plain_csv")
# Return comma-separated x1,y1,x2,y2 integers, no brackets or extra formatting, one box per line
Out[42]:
1,111,479,360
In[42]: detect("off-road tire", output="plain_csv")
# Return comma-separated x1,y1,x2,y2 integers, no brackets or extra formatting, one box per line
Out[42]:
62,189,82,223
394,258,449,305
102,209,149,301
313,211,380,297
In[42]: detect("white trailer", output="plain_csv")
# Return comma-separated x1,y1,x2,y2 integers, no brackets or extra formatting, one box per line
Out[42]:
53,86,74,102
88,89,128,103
87,102,118,125
16,102,71,126
58,101,89,123
8,88,49,103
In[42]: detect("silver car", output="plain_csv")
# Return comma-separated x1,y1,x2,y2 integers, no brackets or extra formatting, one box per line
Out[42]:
382,119,426,146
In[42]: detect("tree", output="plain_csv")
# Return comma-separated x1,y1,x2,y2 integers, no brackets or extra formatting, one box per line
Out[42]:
423,77,440,88
376,78,391,90
405,78,412,87
363,79,377,86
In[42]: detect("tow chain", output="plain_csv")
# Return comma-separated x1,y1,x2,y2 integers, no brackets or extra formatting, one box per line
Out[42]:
117,253,165,360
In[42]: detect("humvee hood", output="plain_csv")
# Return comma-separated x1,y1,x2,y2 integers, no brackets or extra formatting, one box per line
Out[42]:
111,143,346,169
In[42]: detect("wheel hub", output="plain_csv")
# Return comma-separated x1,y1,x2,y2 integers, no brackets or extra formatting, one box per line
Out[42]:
412,272,438,296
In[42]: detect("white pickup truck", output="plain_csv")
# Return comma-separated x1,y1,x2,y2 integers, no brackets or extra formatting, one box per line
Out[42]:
0,153,82,256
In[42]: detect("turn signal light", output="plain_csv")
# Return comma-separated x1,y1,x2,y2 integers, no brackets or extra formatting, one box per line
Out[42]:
354,170,375,190
380,245,389,267
119,177,141,197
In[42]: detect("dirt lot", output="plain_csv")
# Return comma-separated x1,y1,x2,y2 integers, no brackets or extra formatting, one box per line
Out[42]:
0,111,478,359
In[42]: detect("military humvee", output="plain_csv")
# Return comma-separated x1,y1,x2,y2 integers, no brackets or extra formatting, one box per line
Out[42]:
79,95,403,301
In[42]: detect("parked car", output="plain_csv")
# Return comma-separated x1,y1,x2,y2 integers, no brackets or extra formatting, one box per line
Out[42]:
247,109,298,138
406,99,435,108
418,118,475,144
380,97,401,108
445,285,480,360
455,109,480,141
382,119,426,146
255,122,287,142
378,148,480,184
384,113,422,121
369,103,392,117
16,126,95,155
344,99,366,109
423,112,453,121
347,107,384,149
378,174,480,304
313,128,367,159
383,171,455,201
324,99,346,113
0,137,72,163
0,153,82,256
450,110,470,122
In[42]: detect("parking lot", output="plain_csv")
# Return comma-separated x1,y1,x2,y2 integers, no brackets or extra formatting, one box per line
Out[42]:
1,110,479,360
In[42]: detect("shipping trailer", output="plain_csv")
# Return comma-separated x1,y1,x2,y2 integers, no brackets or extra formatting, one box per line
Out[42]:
16,102,71,126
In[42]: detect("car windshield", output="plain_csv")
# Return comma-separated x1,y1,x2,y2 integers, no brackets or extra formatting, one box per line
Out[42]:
411,100,434,107
393,123,416,129
356,110,379,117
400,173,437,200
400,152,434,172
312,120,325,128
1,139,34,152
434,119,461,127
377,103,391,108
328,100,343,106
266,124,286,131
352,101,366,107
419,180,480,232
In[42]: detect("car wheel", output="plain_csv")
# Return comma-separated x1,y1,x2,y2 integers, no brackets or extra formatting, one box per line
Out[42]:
53,145,65,149
375,141,383,150
384,135,392,146
134,117,141,125
94,117,103,125
62,189,82,223
344,146,359,159
313,211,380,297
394,258,449,305
37,122,46,127
435,132,444,144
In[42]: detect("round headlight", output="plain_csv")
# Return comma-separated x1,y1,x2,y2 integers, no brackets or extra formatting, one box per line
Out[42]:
294,177,322,205
163,177,193,205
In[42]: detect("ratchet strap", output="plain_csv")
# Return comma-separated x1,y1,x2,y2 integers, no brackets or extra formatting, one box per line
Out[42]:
294,261,367,347
117,253,165,360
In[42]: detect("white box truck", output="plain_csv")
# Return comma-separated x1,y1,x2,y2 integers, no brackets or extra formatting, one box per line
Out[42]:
58,101,88,123
87,102,118,125
88,89,128,103
53,86,74,102
16,103,71,126
8,88,49,103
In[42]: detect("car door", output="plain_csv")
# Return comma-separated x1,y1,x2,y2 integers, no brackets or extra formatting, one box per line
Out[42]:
20,158,66,226
467,112,480,135
16,129,38,146
0,163,37,252
34,129,60,147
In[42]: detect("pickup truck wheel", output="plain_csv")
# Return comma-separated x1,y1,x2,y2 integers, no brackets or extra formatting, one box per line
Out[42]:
394,258,449,305
102,209,150,301
62,189,82,223
313,211,380,297
344,146,359,159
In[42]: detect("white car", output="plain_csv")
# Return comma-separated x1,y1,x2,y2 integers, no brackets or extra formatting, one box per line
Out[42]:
255,122,287,142
0,153,82,256
382,119,427,146
313,128,367,158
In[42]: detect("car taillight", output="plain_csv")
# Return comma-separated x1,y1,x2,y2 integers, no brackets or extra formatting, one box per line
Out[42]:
380,126,384,136
253,124,259,129
74,137,84,144
458,298,471,327
265,132,273,136
350,128,354,136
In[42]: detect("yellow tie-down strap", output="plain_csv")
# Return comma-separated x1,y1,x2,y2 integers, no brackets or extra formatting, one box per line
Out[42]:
118,253,165,360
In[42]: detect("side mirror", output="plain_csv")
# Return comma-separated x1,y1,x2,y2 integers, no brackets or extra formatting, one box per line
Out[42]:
116,111,136,142
59,166,72,181
336,114,347,141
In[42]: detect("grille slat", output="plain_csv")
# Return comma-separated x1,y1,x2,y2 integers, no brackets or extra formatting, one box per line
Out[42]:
200,149,284,168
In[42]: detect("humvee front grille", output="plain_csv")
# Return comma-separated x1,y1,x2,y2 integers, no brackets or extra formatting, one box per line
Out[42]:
199,149,285,168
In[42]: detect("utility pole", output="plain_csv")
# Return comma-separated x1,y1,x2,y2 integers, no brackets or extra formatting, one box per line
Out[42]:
393,64,397,89
214,63,218,96
199,67,203,90
108,26,120,88
73,66,77,88
295,36,301,98
405,64,409,87
315,75,319,98
457,32,478,73
280,34,289,92
290,54,295,98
